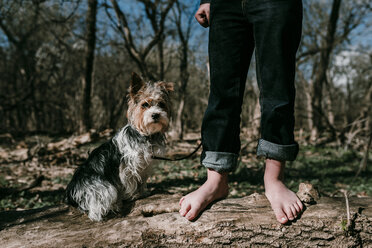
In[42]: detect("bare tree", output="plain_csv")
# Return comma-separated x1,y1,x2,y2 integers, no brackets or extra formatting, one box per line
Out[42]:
354,58,372,176
106,0,176,81
0,1,42,131
310,0,342,140
171,1,196,139
81,0,98,132
296,0,371,144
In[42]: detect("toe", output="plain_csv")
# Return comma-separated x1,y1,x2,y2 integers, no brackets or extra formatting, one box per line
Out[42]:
293,203,300,214
290,205,298,218
179,197,185,206
185,206,200,221
284,206,295,220
273,208,288,224
179,202,191,217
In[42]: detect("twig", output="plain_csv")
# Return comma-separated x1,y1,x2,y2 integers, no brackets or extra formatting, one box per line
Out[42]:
340,189,351,229
18,175,45,192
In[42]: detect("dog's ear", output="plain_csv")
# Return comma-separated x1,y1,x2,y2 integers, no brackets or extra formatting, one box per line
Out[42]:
130,72,144,98
156,82,174,93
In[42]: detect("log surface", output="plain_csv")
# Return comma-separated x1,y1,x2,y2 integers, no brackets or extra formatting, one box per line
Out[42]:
0,192,371,247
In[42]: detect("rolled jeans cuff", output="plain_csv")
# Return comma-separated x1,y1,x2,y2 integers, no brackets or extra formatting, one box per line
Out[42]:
257,139,299,161
201,151,238,173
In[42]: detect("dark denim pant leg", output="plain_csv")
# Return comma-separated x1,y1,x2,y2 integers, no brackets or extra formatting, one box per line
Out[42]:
201,0,254,172
246,0,303,161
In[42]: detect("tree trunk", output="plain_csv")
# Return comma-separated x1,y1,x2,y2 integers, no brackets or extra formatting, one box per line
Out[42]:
173,44,189,140
251,97,261,140
158,35,165,80
355,84,372,177
324,78,335,127
356,131,371,177
174,96,185,140
311,0,342,139
81,0,98,132
172,1,192,140
1,184,371,247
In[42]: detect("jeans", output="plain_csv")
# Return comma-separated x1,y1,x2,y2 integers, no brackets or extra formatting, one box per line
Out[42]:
201,0,303,172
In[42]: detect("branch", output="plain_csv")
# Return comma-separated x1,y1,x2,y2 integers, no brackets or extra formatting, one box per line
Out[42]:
141,0,176,58
0,18,19,45
109,0,142,65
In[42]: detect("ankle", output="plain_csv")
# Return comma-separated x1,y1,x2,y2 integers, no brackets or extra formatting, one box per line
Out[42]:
206,169,229,189
207,168,228,180
264,159,285,182
264,176,283,189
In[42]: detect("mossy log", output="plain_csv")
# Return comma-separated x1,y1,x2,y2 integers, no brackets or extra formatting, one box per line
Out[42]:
0,184,371,247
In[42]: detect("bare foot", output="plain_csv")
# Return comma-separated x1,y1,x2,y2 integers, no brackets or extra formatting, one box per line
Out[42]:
264,159,304,224
179,169,228,221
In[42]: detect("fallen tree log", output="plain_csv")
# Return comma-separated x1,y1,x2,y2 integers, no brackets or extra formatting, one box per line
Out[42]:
0,185,371,247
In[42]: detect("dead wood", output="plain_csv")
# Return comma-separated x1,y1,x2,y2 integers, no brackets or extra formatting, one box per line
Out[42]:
46,132,93,152
0,133,15,145
0,175,44,198
0,129,114,166
0,184,371,248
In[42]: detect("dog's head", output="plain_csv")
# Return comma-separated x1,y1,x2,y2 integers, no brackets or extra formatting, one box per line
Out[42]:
127,72,173,136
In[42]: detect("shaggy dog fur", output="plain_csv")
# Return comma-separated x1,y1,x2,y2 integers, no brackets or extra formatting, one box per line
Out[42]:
65,72,173,221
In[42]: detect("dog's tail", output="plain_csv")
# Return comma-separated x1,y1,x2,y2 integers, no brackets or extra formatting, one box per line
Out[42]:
65,175,118,221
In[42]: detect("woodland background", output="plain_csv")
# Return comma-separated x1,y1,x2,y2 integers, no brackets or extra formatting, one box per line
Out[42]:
0,0,371,212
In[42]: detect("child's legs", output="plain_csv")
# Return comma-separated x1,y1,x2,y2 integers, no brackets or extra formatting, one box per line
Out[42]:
201,0,254,173
180,0,254,221
244,0,304,223
248,0,303,160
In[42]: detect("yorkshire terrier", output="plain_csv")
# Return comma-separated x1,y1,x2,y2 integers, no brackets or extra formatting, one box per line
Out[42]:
66,72,173,221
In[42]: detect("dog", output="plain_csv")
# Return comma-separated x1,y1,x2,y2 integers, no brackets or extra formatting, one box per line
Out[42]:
66,72,173,221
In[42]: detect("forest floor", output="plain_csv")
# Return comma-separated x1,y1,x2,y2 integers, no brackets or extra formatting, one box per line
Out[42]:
0,130,371,211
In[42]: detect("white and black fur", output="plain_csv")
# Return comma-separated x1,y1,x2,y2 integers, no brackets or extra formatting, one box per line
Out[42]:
66,73,172,221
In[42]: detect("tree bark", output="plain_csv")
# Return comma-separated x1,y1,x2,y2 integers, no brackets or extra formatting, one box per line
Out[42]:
250,97,261,141
355,84,372,177
81,0,98,132
1,185,371,247
311,0,341,139
324,74,335,127
174,96,185,139
172,1,193,140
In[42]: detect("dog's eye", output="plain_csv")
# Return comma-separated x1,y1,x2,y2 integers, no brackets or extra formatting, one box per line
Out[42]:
158,102,166,109
142,102,150,108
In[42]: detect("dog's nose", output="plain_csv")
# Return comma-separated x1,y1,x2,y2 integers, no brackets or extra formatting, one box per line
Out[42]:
152,113,160,120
